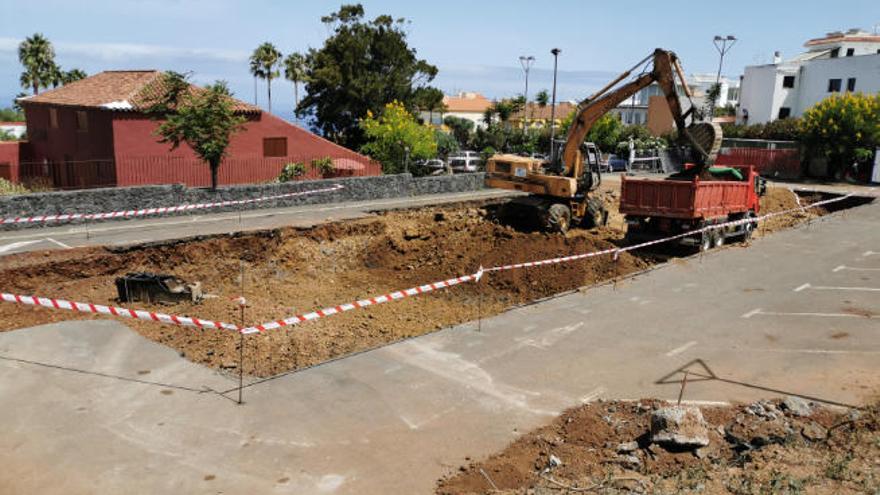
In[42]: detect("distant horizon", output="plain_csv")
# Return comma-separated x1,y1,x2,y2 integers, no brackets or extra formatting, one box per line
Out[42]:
2,0,876,119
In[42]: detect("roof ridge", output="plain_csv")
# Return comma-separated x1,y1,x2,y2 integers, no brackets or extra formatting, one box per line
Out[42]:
123,71,163,103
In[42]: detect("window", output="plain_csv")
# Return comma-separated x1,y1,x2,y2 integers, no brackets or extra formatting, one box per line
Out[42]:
847,78,856,92
827,78,842,92
782,75,796,88
262,137,287,157
75,111,88,132
830,48,840,58
778,107,791,119
48,108,59,128
846,48,855,57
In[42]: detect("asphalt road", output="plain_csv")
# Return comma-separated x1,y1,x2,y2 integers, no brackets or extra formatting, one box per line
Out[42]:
0,196,877,494
0,188,517,256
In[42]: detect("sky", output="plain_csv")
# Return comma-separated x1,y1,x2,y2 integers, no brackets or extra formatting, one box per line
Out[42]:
1,0,878,122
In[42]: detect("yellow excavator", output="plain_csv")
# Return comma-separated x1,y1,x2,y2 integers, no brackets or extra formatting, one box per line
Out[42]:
485,48,723,232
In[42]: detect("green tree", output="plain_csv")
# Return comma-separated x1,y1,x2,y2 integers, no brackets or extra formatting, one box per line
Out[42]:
434,130,459,159
62,68,87,84
282,52,308,113
360,101,437,174
535,89,550,107
413,86,445,124
18,33,56,95
298,4,439,148
0,107,24,122
585,114,624,152
443,115,474,148
143,73,246,191
250,42,282,113
800,92,880,178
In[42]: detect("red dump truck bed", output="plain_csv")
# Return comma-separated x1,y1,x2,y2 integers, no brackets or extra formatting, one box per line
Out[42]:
619,167,761,220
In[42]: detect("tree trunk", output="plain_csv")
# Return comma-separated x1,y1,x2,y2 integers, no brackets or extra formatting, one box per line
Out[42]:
210,161,220,191
267,77,272,114
294,82,299,118
33,82,39,95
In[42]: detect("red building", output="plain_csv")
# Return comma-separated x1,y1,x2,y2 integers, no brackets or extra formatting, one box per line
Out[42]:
15,71,378,189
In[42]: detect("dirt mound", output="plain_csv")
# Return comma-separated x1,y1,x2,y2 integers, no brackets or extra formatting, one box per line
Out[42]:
0,199,647,377
757,188,824,235
437,398,880,494
0,185,832,377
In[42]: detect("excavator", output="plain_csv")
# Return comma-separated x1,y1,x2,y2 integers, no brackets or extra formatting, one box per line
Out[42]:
485,48,723,232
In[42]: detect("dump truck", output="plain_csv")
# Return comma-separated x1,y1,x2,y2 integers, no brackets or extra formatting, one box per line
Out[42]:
620,165,767,251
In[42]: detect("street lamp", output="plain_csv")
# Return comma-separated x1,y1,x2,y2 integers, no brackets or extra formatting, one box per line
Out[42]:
549,48,561,159
519,55,535,131
711,35,737,114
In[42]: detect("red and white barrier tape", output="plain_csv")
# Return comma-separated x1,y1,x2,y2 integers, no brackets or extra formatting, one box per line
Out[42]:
241,267,484,334
0,191,858,334
0,292,240,331
0,184,344,225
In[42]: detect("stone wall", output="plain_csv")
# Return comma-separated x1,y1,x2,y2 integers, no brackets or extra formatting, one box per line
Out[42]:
0,173,486,230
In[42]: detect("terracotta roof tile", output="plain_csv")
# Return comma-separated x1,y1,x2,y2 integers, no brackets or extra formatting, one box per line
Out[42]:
443,93,492,113
511,102,577,120
20,70,260,114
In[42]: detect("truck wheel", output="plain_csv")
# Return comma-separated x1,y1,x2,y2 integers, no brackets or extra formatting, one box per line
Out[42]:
546,204,571,233
714,229,725,248
742,212,758,241
700,231,713,252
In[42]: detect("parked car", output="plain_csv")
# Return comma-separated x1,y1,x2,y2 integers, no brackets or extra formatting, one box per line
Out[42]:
448,151,482,172
603,154,629,172
415,158,446,171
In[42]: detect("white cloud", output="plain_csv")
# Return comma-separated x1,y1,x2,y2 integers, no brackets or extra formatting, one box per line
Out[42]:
0,37,248,63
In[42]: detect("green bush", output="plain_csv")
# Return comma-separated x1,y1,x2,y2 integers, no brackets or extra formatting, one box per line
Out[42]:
0,178,30,195
278,162,306,182
312,156,335,176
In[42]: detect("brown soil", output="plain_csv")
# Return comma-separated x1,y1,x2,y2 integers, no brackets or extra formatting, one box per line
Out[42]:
437,398,880,494
0,186,827,377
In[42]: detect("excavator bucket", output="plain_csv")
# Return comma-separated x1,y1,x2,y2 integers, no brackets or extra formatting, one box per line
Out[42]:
685,122,723,164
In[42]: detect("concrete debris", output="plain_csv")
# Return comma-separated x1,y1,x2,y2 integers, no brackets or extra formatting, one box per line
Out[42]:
617,453,641,469
782,396,814,417
650,406,710,449
617,441,639,453
746,400,781,420
548,454,562,468
802,422,827,441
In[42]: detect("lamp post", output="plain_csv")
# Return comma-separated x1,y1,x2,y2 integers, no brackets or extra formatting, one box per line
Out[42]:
712,35,737,115
519,55,535,132
549,48,561,159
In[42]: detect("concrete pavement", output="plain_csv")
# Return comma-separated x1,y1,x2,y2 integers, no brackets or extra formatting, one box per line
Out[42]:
0,188,517,256
0,198,877,494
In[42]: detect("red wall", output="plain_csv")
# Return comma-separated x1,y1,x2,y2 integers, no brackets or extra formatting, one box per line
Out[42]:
23,105,115,163
113,112,375,187
0,142,21,182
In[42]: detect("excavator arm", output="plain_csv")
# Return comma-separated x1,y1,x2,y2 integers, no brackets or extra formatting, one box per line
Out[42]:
560,48,721,179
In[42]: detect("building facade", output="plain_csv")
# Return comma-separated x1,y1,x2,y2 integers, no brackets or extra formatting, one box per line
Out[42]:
738,29,880,124
421,92,493,129
15,71,375,188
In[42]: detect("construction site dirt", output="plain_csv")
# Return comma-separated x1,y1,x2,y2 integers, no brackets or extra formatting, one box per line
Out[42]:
436,398,880,494
0,186,829,377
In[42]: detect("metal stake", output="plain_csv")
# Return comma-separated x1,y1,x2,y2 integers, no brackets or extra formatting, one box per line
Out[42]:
237,261,246,405
677,370,689,405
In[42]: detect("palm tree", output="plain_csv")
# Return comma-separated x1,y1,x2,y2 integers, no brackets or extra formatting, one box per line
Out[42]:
249,42,282,113
18,33,56,95
62,68,87,84
535,89,550,107
283,52,308,115
47,63,64,88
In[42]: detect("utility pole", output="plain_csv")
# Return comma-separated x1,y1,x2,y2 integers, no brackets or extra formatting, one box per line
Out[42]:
549,48,561,160
712,35,737,116
519,55,535,132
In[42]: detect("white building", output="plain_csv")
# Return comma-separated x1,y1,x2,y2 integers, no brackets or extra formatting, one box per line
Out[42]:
738,29,880,124
0,122,26,139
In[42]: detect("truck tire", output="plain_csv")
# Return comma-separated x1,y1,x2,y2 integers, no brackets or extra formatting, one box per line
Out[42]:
743,212,758,241
713,229,725,248
699,231,713,252
546,203,571,233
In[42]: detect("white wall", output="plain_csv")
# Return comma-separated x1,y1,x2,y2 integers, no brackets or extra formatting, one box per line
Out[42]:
738,53,880,124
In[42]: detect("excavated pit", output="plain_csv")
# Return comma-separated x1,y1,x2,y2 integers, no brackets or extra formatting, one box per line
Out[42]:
0,185,863,377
